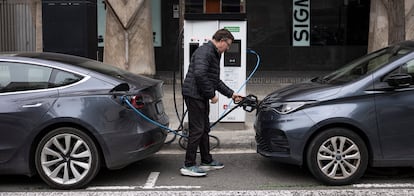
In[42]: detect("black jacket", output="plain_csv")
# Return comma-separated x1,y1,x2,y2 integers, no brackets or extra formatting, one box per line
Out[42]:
182,41,234,100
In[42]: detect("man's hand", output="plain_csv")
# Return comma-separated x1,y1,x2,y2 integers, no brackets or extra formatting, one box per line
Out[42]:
232,93,243,103
210,95,218,104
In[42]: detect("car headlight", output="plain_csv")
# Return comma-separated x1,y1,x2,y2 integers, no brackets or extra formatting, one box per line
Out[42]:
270,101,316,114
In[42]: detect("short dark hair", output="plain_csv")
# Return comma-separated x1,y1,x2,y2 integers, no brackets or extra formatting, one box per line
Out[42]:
212,28,234,42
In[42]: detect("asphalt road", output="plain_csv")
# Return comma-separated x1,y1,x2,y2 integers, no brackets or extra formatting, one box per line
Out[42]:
2,153,414,195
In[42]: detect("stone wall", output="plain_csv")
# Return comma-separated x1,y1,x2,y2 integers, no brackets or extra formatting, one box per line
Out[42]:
368,0,414,52
103,0,155,76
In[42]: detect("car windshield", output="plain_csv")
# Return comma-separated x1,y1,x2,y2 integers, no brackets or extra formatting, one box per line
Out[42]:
315,45,413,85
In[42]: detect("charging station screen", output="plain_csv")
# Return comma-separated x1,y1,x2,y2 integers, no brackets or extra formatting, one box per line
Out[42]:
224,40,241,67
227,42,240,53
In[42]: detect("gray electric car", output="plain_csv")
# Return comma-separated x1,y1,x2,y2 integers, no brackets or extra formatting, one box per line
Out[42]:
0,52,168,189
255,40,414,185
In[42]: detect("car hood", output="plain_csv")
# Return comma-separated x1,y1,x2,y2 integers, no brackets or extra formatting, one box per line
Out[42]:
263,81,342,103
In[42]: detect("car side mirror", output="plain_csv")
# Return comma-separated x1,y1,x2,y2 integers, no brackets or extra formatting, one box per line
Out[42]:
386,73,412,88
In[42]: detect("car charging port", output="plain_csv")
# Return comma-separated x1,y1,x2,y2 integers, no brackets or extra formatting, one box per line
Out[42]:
131,95,145,109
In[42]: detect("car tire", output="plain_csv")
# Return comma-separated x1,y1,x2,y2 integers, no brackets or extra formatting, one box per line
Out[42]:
306,128,368,185
35,127,100,189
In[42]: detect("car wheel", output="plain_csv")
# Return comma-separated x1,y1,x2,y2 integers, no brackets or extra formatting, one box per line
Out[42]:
35,127,100,189
306,128,368,185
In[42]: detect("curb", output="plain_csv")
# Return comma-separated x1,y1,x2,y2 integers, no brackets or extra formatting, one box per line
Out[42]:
161,131,257,152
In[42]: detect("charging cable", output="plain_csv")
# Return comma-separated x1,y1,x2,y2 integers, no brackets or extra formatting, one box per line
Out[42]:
216,48,261,125
121,49,261,140
121,96,188,138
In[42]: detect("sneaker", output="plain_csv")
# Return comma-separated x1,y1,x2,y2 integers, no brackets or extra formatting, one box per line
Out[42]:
199,160,224,171
180,166,207,177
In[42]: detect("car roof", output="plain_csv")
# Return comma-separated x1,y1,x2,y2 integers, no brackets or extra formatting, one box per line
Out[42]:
1,52,127,80
0,52,89,72
1,52,162,89
13,52,93,66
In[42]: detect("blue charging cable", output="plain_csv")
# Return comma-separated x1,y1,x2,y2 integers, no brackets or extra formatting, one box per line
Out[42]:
239,49,261,94
122,96,189,137
122,48,261,136
216,48,261,124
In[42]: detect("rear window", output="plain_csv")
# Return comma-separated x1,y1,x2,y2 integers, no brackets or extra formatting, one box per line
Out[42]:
50,69,83,88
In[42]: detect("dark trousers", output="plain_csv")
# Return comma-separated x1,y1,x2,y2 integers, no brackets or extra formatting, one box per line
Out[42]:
184,96,213,167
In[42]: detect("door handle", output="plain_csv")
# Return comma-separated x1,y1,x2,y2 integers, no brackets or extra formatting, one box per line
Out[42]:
22,103,42,108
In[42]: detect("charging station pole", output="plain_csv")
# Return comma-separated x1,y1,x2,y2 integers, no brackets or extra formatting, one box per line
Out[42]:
183,1,247,127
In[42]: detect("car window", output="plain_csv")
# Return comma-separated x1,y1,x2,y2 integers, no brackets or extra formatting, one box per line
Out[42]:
50,69,83,88
405,59,414,74
15,53,151,81
0,62,52,93
0,64,9,88
318,46,413,85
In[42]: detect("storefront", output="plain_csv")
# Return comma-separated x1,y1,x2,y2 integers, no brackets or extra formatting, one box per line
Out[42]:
2,0,369,72
246,0,370,71
154,0,370,72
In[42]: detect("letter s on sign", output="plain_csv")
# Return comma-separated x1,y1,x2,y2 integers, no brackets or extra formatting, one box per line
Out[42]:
294,29,309,42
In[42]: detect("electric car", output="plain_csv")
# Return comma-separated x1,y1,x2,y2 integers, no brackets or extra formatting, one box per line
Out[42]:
255,40,414,185
0,52,168,189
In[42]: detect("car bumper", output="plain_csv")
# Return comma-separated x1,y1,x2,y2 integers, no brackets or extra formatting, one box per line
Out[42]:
254,108,315,166
102,125,168,170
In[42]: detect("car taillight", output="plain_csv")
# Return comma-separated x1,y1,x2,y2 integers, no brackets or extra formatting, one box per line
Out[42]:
131,95,145,109
129,93,154,109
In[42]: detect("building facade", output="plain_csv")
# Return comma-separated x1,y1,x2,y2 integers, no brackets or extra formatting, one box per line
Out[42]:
154,0,370,72
0,0,371,72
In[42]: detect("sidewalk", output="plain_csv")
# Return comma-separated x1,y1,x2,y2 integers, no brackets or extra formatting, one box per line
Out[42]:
160,83,272,153
157,71,326,153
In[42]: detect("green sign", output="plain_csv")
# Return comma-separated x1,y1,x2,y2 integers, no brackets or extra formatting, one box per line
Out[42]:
224,26,240,32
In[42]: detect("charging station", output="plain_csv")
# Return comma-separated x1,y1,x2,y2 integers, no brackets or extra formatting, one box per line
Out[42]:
183,13,247,124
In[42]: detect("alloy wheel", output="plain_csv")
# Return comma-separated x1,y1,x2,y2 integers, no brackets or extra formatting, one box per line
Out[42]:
316,136,361,180
40,133,92,185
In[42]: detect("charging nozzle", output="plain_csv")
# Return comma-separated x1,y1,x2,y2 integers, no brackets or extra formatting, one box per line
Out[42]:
240,94,259,113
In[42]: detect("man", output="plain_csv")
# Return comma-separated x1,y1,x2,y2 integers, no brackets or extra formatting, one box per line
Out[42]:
181,28,243,177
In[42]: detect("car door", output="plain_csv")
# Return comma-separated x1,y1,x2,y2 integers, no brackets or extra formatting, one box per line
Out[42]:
374,58,414,160
0,61,58,163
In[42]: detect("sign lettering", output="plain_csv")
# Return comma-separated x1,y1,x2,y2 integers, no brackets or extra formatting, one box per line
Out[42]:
292,0,310,46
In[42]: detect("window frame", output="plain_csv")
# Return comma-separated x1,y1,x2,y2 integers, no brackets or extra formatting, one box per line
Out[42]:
0,60,89,95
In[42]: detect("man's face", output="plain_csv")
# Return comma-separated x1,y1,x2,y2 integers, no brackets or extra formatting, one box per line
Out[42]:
217,39,232,53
